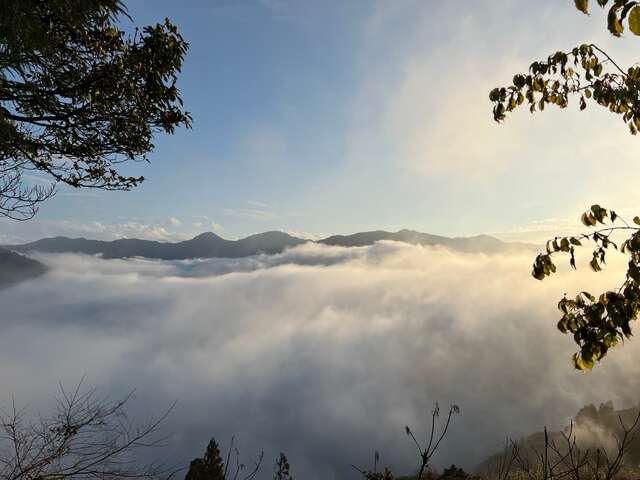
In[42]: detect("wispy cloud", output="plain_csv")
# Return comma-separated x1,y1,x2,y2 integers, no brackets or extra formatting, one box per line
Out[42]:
246,200,270,209
222,207,280,222
166,217,182,227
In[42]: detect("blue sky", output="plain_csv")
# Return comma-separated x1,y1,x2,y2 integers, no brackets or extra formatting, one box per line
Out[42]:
4,0,640,243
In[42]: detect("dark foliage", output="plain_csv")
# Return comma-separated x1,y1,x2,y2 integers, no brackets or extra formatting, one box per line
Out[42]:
0,0,191,220
530,206,640,369
272,453,293,480
440,465,478,480
185,439,226,480
185,438,263,480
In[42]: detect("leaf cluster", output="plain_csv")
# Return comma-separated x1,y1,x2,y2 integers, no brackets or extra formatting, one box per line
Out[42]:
532,205,640,370
490,1,640,370
490,43,640,135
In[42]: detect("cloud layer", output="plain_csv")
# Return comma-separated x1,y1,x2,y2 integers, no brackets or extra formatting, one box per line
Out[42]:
1,242,639,479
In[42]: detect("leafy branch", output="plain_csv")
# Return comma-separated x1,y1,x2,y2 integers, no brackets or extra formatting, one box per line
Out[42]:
490,42,640,135
532,205,640,370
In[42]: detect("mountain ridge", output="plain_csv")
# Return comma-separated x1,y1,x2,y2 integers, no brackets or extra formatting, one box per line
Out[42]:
0,247,48,289
5,229,536,260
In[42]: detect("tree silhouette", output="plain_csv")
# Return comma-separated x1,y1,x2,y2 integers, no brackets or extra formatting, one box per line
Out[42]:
0,0,191,220
272,453,293,480
185,439,226,480
440,465,477,480
185,438,263,480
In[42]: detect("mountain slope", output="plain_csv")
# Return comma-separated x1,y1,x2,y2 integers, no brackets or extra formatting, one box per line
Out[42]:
0,248,47,288
319,229,527,254
476,402,640,475
7,229,534,260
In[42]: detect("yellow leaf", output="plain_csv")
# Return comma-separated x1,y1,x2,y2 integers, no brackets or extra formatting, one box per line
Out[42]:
629,6,640,35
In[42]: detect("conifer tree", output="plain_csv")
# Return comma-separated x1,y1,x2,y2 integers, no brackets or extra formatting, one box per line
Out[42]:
185,438,226,480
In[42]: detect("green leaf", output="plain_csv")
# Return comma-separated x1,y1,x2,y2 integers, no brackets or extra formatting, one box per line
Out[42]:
633,216,640,225
629,6,640,35
573,353,594,371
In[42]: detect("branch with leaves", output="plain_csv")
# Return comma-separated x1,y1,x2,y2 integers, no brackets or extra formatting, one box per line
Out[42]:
531,205,640,370
491,1,640,370
0,0,191,220
490,2,640,135
490,42,640,135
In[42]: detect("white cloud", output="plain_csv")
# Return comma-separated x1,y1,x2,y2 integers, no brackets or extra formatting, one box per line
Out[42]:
345,2,536,179
495,216,583,244
0,218,191,244
335,0,640,237
0,242,637,479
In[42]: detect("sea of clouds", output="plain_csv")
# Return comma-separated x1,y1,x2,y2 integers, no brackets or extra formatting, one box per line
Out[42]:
2,241,640,479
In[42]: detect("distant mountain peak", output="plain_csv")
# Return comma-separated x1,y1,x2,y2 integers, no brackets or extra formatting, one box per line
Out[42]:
189,232,223,241
243,230,299,240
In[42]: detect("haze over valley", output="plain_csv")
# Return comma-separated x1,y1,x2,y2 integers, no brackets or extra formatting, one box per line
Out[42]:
2,235,639,478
